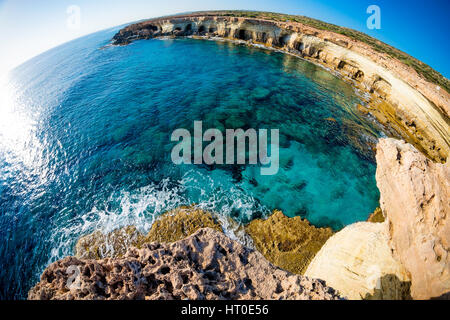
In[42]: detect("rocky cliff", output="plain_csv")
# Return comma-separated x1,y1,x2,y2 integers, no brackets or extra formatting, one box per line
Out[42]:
112,12,450,163
28,228,342,300
376,138,450,299
305,138,449,300
305,222,411,300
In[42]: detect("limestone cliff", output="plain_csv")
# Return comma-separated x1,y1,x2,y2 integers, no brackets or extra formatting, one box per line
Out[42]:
28,228,342,300
112,12,450,163
376,138,450,299
305,138,449,300
304,222,411,300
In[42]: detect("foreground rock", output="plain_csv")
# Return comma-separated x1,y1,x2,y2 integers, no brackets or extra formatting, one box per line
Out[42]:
376,138,450,299
75,206,222,259
246,210,333,274
305,222,411,300
28,228,341,300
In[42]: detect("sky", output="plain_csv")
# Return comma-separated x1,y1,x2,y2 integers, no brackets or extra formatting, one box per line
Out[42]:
1,0,449,78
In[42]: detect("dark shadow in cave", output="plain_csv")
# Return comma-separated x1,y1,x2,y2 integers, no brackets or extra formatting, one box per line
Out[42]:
238,29,247,40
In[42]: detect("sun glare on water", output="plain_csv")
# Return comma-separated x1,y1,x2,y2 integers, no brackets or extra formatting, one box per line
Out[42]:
0,73,42,172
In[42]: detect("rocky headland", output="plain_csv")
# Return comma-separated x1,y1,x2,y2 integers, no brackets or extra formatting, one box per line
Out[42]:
74,206,222,260
305,221,412,300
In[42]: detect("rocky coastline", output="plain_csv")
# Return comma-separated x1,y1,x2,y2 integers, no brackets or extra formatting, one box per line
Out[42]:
28,138,449,300
28,11,449,300
28,227,342,300
111,12,450,163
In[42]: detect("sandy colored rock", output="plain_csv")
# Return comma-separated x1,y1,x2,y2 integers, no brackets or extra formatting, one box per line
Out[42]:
75,206,222,259
376,138,450,299
245,210,333,274
28,228,342,300
305,222,411,300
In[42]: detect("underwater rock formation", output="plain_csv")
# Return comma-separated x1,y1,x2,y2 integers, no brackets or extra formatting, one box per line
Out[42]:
367,207,384,223
75,206,221,259
28,228,342,300
144,206,222,243
112,12,450,163
305,222,411,300
245,210,333,274
376,138,450,299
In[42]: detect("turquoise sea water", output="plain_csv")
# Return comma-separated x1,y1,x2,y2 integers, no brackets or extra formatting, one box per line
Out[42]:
0,27,381,299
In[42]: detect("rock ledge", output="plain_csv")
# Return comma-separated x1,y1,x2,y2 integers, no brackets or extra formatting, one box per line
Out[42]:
28,228,342,300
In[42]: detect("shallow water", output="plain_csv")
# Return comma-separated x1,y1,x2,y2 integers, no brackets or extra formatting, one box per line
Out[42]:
0,27,380,298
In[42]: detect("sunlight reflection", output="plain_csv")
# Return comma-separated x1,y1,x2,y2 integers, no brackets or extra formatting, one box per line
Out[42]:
0,73,42,173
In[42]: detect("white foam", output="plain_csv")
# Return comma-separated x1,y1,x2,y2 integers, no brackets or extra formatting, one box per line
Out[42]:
46,168,269,264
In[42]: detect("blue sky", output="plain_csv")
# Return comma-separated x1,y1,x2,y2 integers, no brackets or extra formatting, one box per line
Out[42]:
1,0,449,78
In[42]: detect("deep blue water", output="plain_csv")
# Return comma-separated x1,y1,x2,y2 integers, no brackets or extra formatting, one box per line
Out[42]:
0,27,381,299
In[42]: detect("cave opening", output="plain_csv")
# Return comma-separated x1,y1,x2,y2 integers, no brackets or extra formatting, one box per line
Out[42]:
316,50,323,59
238,29,247,40
209,27,216,33
278,35,289,47
353,70,364,81
145,24,158,31
260,32,267,42
198,25,206,34
337,61,346,69
185,24,192,32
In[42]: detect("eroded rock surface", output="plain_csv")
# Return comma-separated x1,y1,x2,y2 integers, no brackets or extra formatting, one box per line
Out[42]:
305,222,411,300
29,228,341,300
376,138,450,299
246,210,333,274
